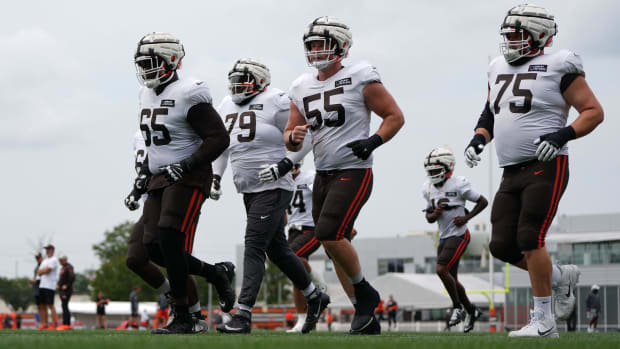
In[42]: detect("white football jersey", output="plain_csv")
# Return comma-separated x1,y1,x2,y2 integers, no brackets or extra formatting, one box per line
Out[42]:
488,50,584,167
215,87,294,194
422,176,481,239
289,61,381,171
286,170,315,228
138,76,213,174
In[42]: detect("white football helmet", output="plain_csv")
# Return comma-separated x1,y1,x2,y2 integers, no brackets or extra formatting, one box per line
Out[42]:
424,147,455,185
134,32,185,88
228,58,271,104
499,4,557,63
303,16,353,70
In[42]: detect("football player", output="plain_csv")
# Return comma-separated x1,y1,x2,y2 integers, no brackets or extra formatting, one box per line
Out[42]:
285,16,405,334
131,32,231,334
211,58,328,334
123,130,236,334
464,4,603,338
422,147,488,333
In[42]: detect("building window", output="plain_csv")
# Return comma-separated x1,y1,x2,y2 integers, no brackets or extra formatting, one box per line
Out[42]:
378,258,413,275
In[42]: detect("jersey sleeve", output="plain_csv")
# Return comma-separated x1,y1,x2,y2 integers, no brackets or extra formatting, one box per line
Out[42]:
356,62,382,86
273,92,291,132
458,177,481,202
187,80,213,106
563,51,585,77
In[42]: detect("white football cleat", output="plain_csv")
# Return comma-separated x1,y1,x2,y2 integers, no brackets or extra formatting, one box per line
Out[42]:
552,264,580,320
509,310,559,338
286,313,306,333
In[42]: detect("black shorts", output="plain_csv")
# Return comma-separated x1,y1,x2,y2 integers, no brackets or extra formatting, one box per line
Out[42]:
437,231,470,269
491,156,569,252
288,225,320,259
97,308,106,316
39,288,55,305
142,183,207,254
34,294,41,306
312,169,373,241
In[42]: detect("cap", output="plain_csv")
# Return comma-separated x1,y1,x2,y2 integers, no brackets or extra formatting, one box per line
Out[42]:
44,244,55,250
591,284,600,291
59,254,67,261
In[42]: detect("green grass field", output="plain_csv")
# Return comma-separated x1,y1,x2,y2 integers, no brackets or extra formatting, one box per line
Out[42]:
1,330,619,349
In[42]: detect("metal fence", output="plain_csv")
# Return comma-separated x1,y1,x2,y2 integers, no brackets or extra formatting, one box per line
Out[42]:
505,285,620,332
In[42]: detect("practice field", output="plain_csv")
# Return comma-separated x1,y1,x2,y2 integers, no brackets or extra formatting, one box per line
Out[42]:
1,330,619,349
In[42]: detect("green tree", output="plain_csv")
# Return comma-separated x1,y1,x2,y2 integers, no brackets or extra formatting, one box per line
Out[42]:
73,272,91,294
92,221,135,263
0,277,32,311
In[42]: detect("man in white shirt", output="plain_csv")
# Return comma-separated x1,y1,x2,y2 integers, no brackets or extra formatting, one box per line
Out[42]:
37,244,59,329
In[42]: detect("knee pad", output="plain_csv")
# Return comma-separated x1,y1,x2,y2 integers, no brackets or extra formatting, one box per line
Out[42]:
489,241,523,264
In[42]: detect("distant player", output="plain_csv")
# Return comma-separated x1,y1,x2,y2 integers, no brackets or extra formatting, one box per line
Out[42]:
464,4,603,337
423,147,487,332
212,58,328,334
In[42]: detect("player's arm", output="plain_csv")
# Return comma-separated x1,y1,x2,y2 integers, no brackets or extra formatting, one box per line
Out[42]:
284,101,310,152
37,267,51,275
562,76,604,138
209,149,229,200
464,88,493,168
345,82,404,160
453,195,488,227
363,82,405,143
534,76,604,161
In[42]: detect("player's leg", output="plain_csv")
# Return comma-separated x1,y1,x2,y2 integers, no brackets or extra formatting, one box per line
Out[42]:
127,214,169,292
315,169,379,335
154,184,207,334
266,221,326,333
38,290,49,329
287,226,321,332
436,235,469,327
509,157,569,338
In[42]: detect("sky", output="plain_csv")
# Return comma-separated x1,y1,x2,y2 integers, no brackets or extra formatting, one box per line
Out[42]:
1,0,619,278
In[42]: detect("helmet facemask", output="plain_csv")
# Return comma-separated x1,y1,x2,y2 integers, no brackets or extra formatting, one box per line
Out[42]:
229,72,260,104
135,55,176,88
499,27,538,63
304,36,341,70
425,164,449,185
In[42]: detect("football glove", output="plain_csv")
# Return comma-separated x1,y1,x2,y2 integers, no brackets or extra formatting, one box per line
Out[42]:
210,175,222,201
464,134,486,168
124,189,141,211
133,173,150,194
345,134,383,160
159,158,195,184
534,126,576,162
258,158,294,183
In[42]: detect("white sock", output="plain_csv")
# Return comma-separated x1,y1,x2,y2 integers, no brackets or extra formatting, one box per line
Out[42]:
349,273,363,284
349,297,357,305
189,301,201,313
533,296,552,319
238,304,252,313
551,265,562,287
302,283,316,297
157,279,171,294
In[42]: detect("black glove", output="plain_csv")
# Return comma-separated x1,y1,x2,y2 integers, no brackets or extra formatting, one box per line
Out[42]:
346,134,383,160
133,173,151,194
464,134,486,168
210,174,222,200
258,157,294,183
124,189,141,211
159,158,195,184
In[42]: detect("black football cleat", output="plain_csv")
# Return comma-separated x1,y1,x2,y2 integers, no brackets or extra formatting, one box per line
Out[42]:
213,262,236,313
216,311,251,334
464,306,482,333
152,311,195,334
349,315,381,335
301,289,330,333
350,279,381,333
